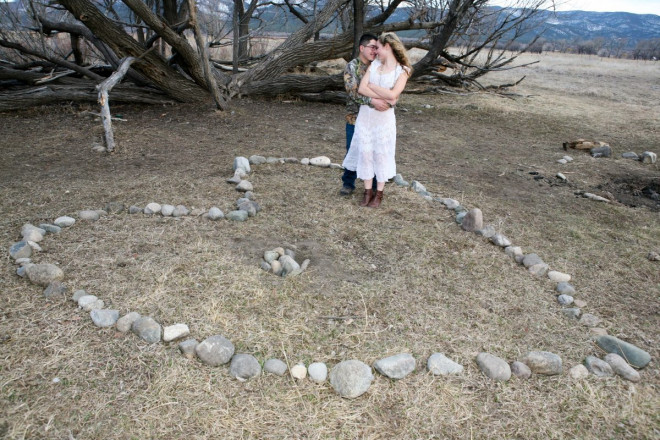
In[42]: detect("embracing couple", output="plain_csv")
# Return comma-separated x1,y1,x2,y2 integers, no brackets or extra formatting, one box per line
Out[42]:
340,32,412,208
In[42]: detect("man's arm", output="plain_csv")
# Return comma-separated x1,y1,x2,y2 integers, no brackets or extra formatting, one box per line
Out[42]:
344,61,371,107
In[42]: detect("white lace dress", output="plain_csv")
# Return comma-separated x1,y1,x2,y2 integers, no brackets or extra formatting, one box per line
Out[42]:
342,59,404,183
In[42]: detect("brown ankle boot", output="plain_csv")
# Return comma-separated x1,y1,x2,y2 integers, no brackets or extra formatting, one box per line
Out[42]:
367,190,383,208
359,189,373,207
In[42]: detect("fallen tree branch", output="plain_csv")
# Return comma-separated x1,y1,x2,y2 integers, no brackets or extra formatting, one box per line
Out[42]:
96,56,137,152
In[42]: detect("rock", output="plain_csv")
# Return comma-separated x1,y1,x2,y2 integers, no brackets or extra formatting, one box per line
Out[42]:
308,362,329,383
522,253,544,268
233,156,251,173
21,225,44,242
207,207,224,220
27,241,42,252
15,258,31,266
460,208,483,232
144,203,162,215
71,289,87,302
557,159,568,165
163,323,190,342
264,251,279,264
393,174,409,187
476,353,511,381
562,308,581,319
622,152,640,160
441,198,460,210
411,181,427,194
128,205,142,214
243,191,255,200
490,234,511,247
43,281,69,298
528,263,549,277
226,174,242,184
160,204,175,216
230,354,261,380
510,361,532,379
427,353,463,376
131,316,162,344
584,193,610,203
594,335,651,369
475,225,496,239
556,282,576,296
300,158,310,165
548,271,571,283
172,205,189,217
556,173,567,182
557,294,574,306
249,155,267,165
290,363,307,379
604,353,641,382
522,351,562,375
190,208,205,217
39,224,61,234
569,364,589,379
26,264,64,286
279,255,300,277
16,266,26,277
309,156,331,167
104,202,125,214
266,157,281,164
54,216,75,228
116,312,141,333
329,163,343,169
562,155,573,162
90,309,119,327
574,299,587,308
260,261,271,272
579,313,601,327
264,358,288,376
178,339,198,359
237,201,257,217
455,212,467,224
329,360,374,398
640,151,657,164
78,210,100,221
284,248,296,259
300,259,310,271
78,295,104,311
590,145,612,158
226,210,248,221
373,353,416,379
270,260,283,276
273,247,285,256
648,251,660,261
584,356,614,377
236,180,253,192
9,241,32,260
504,246,523,259
195,335,235,366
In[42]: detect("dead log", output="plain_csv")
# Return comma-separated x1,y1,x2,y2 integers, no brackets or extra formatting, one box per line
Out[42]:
96,57,137,152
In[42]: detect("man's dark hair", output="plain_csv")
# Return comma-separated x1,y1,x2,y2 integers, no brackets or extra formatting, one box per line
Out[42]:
359,33,378,47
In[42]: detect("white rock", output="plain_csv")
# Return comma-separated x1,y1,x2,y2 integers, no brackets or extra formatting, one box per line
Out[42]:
290,363,307,379
144,203,162,214
308,362,328,383
27,241,42,252
163,323,190,342
54,216,75,228
556,173,567,181
548,271,571,283
557,159,567,165
236,180,253,192
309,156,331,167
300,158,310,165
78,210,100,221
641,151,657,164
569,364,589,379
161,204,175,216
584,193,610,203
77,295,104,311
563,155,574,162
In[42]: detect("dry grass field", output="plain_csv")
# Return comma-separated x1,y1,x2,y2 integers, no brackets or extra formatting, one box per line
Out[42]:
0,51,658,439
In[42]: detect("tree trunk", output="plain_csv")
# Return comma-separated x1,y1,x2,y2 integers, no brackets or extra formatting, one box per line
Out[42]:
352,0,364,58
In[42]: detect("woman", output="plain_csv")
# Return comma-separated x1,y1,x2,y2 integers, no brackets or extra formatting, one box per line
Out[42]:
342,32,412,208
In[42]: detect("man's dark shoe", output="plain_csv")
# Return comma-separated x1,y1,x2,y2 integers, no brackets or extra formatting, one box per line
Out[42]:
340,185,355,196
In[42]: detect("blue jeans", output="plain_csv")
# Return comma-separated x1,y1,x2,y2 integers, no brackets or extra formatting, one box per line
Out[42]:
342,122,376,190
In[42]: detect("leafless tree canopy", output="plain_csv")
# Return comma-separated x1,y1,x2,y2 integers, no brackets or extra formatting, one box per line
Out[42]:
0,0,556,109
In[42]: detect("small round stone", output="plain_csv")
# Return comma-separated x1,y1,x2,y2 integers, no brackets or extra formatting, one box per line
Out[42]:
290,363,307,380
229,354,261,380
90,309,120,327
569,364,589,379
264,359,288,376
308,362,328,383
510,361,532,379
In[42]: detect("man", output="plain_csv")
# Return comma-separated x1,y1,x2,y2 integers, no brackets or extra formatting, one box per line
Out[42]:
340,33,391,196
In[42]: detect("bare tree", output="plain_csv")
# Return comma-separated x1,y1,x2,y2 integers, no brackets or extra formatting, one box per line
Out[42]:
0,0,557,110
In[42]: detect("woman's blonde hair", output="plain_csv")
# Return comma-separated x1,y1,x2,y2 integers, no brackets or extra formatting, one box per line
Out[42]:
379,32,413,75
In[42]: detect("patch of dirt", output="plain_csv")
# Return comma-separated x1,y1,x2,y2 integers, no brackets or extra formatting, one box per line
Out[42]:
595,176,660,210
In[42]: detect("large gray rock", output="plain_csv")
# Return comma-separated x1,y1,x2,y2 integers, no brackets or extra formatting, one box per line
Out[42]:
522,253,544,268
234,156,251,173
226,210,248,221
90,309,120,327
79,210,100,221
26,264,64,286
475,353,511,381
196,335,235,366
264,358,288,376
594,335,651,369
279,255,300,277
9,241,32,260
373,353,416,379
308,362,329,383
229,354,261,380
604,353,641,382
249,155,267,165
461,208,483,232
207,207,224,220
116,312,141,333
427,353,463,376
329,360,374,398
584,356,614,377
131,316,162,343
522,351,562,375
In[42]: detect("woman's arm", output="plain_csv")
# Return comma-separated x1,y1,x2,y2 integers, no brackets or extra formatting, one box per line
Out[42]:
367,67,410,101
357,69,382,99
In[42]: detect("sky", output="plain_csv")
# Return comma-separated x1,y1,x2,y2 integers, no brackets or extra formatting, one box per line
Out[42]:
492,0,660,15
